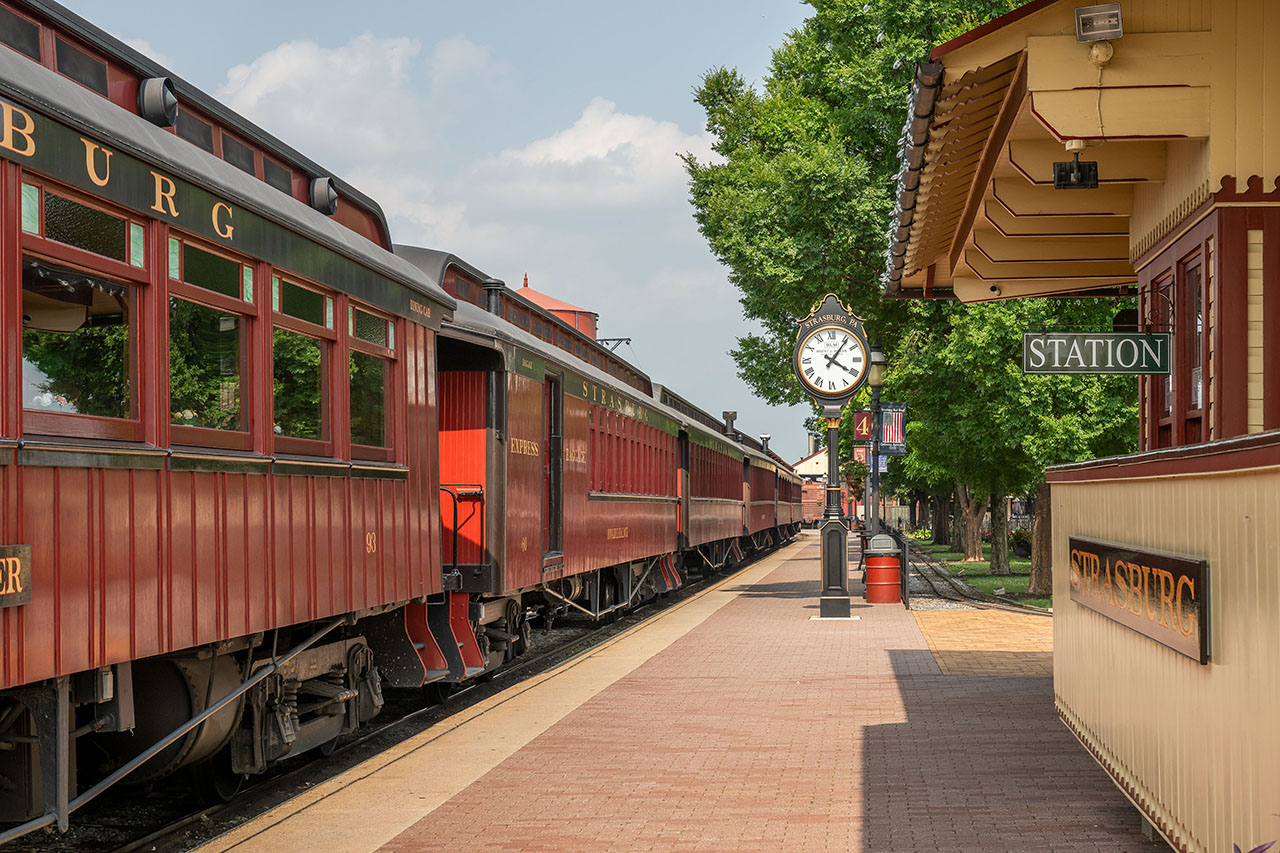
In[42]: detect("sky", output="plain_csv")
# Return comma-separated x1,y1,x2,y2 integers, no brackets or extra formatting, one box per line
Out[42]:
60,0,815,462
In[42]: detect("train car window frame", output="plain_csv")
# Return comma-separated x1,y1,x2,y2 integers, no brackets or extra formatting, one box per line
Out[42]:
346,302,396,462
18,179,147,441
270,273,337,456
166,232,257,451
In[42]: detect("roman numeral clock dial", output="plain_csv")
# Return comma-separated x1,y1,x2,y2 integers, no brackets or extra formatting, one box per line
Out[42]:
797,326,866,396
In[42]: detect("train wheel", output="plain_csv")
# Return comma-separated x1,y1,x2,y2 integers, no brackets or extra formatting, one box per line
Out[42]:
191,748,245,805
600,575,619,624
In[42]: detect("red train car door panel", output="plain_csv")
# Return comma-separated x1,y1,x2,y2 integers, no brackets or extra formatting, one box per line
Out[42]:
505,373,544,590
542,375,563,557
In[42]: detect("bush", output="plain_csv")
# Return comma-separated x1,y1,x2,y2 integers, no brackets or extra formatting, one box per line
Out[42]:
908,528,932,541
1009,527,1032,558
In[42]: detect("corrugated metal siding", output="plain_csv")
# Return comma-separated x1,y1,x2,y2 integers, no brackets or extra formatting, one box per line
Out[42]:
1052,467,1280,853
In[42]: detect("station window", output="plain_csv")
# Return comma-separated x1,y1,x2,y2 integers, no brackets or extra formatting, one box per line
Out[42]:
19,182,146,441
167,235,255,449
271,275,335,453
348,305,395,459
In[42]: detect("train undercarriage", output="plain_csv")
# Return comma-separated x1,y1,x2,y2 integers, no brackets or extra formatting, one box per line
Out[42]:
0,526,798,841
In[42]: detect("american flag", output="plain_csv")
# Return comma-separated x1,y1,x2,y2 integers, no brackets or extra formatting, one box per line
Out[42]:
880,403,907,455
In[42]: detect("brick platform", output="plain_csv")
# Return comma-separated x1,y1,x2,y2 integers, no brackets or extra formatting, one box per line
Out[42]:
204,533,1165,852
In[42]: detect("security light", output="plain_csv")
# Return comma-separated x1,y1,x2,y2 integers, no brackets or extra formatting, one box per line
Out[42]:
1075,3,1122,43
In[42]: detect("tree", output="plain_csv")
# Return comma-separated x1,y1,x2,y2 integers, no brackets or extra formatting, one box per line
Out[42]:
685,0,1024,405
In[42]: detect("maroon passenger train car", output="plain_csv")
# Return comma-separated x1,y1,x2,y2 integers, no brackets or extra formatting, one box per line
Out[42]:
0,0,462,834
0,1,802,841
395,247,801,668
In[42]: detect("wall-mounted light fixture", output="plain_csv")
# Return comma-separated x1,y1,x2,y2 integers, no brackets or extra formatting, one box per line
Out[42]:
138,77,178,127
1075,3,1122,42
309,177,339,215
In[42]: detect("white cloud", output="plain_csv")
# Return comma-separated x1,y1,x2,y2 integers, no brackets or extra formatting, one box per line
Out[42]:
428,34,511,96
118,36,172,69
472,97,715,209
215,34,424,162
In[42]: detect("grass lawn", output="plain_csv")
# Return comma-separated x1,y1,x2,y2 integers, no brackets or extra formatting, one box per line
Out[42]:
912,540,1052,610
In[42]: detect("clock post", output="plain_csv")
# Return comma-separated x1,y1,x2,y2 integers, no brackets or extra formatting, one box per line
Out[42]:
792,294,871,619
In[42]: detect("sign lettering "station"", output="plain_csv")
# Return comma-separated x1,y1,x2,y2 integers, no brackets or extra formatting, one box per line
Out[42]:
1023,332,1170,375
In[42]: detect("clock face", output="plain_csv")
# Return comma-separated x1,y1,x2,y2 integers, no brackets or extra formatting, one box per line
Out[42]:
797,326,866,396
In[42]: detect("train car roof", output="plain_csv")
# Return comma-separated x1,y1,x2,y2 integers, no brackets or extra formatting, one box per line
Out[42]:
392,245,493,292
445,300,694,430
0,44,454,314
23,0,397,244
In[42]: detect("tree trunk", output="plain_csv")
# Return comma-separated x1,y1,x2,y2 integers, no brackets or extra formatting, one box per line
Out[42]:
1027,481,1053,596
989,481,1011,576
931,494,950,545
956,483,986,562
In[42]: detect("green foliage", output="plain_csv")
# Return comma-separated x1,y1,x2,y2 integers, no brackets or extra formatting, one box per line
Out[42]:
272,328,324,439
23,324,129,418
688,0,1139,511
169,298,241,430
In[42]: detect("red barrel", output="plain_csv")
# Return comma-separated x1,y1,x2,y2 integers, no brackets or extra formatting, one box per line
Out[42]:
865,555,901,604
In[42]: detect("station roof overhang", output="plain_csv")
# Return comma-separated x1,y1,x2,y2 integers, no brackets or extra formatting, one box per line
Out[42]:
882,0,1211,303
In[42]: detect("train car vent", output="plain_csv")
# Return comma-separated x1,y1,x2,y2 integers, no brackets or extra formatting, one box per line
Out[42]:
309,176,338,215
55,37,107,96
138,77,178,127
0,7,40,60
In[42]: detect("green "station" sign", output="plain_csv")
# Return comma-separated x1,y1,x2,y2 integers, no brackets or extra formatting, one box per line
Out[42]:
1022,332,1170,375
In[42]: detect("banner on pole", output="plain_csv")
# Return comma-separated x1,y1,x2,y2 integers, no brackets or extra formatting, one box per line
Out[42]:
880,403,907,455
853,411,873,439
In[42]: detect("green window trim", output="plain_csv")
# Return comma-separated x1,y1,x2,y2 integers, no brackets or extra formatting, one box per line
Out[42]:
129,222,145,268
168,236,180,280
20,183,38,234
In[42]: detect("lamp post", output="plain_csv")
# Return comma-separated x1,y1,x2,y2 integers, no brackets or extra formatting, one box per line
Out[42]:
867,343,886,535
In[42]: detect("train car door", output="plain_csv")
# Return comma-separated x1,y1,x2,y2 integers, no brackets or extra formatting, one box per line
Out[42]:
543,375,563,555
678,431,691,548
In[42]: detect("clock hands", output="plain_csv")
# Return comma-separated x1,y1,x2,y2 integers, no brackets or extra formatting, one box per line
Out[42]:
824,337,849,368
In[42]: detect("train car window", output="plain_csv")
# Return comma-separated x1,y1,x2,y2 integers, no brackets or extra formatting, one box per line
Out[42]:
24,185,141,266
54,37,108,97
221,133,256,175
0,7,40,60
172,239,250,301
167,235,256,448
176,109,215,154
272,328,327,441
262,158,293,195
270,275,336,454
276,278,328,327
169,299,243,432
21,257,134,423
347,304,394,457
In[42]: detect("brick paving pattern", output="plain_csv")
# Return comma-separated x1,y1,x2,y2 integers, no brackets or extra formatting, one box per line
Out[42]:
913,609,1054,677
380,536,1162,852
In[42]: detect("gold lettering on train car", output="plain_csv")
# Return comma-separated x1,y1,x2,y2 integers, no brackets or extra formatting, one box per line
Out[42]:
150,171,178,217
606,527,629,540
409,299,432,319
0,103,35,157
582,380,589,396
212,202,234,239
80,138,112,186
0,558,15,594
510,438,540,457
565,448,586,465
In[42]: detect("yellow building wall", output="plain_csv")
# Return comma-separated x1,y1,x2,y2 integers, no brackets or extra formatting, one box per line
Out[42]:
1053,468,1280,853
1210,0,1280,184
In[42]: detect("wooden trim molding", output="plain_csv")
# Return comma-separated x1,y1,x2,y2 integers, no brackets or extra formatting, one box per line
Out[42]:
1047,429,1280,482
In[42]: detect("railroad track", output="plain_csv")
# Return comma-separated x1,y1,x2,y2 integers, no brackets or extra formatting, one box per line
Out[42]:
11,541,790,853
905,543,1052,616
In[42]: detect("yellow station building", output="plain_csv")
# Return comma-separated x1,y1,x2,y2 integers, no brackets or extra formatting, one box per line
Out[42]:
884,1,1280,850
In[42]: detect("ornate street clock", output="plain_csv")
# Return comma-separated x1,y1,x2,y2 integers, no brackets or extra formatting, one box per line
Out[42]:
793,294,870,404
793,293,870,620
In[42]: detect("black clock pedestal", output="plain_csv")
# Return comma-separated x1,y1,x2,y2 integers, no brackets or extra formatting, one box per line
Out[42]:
819,408,851,618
